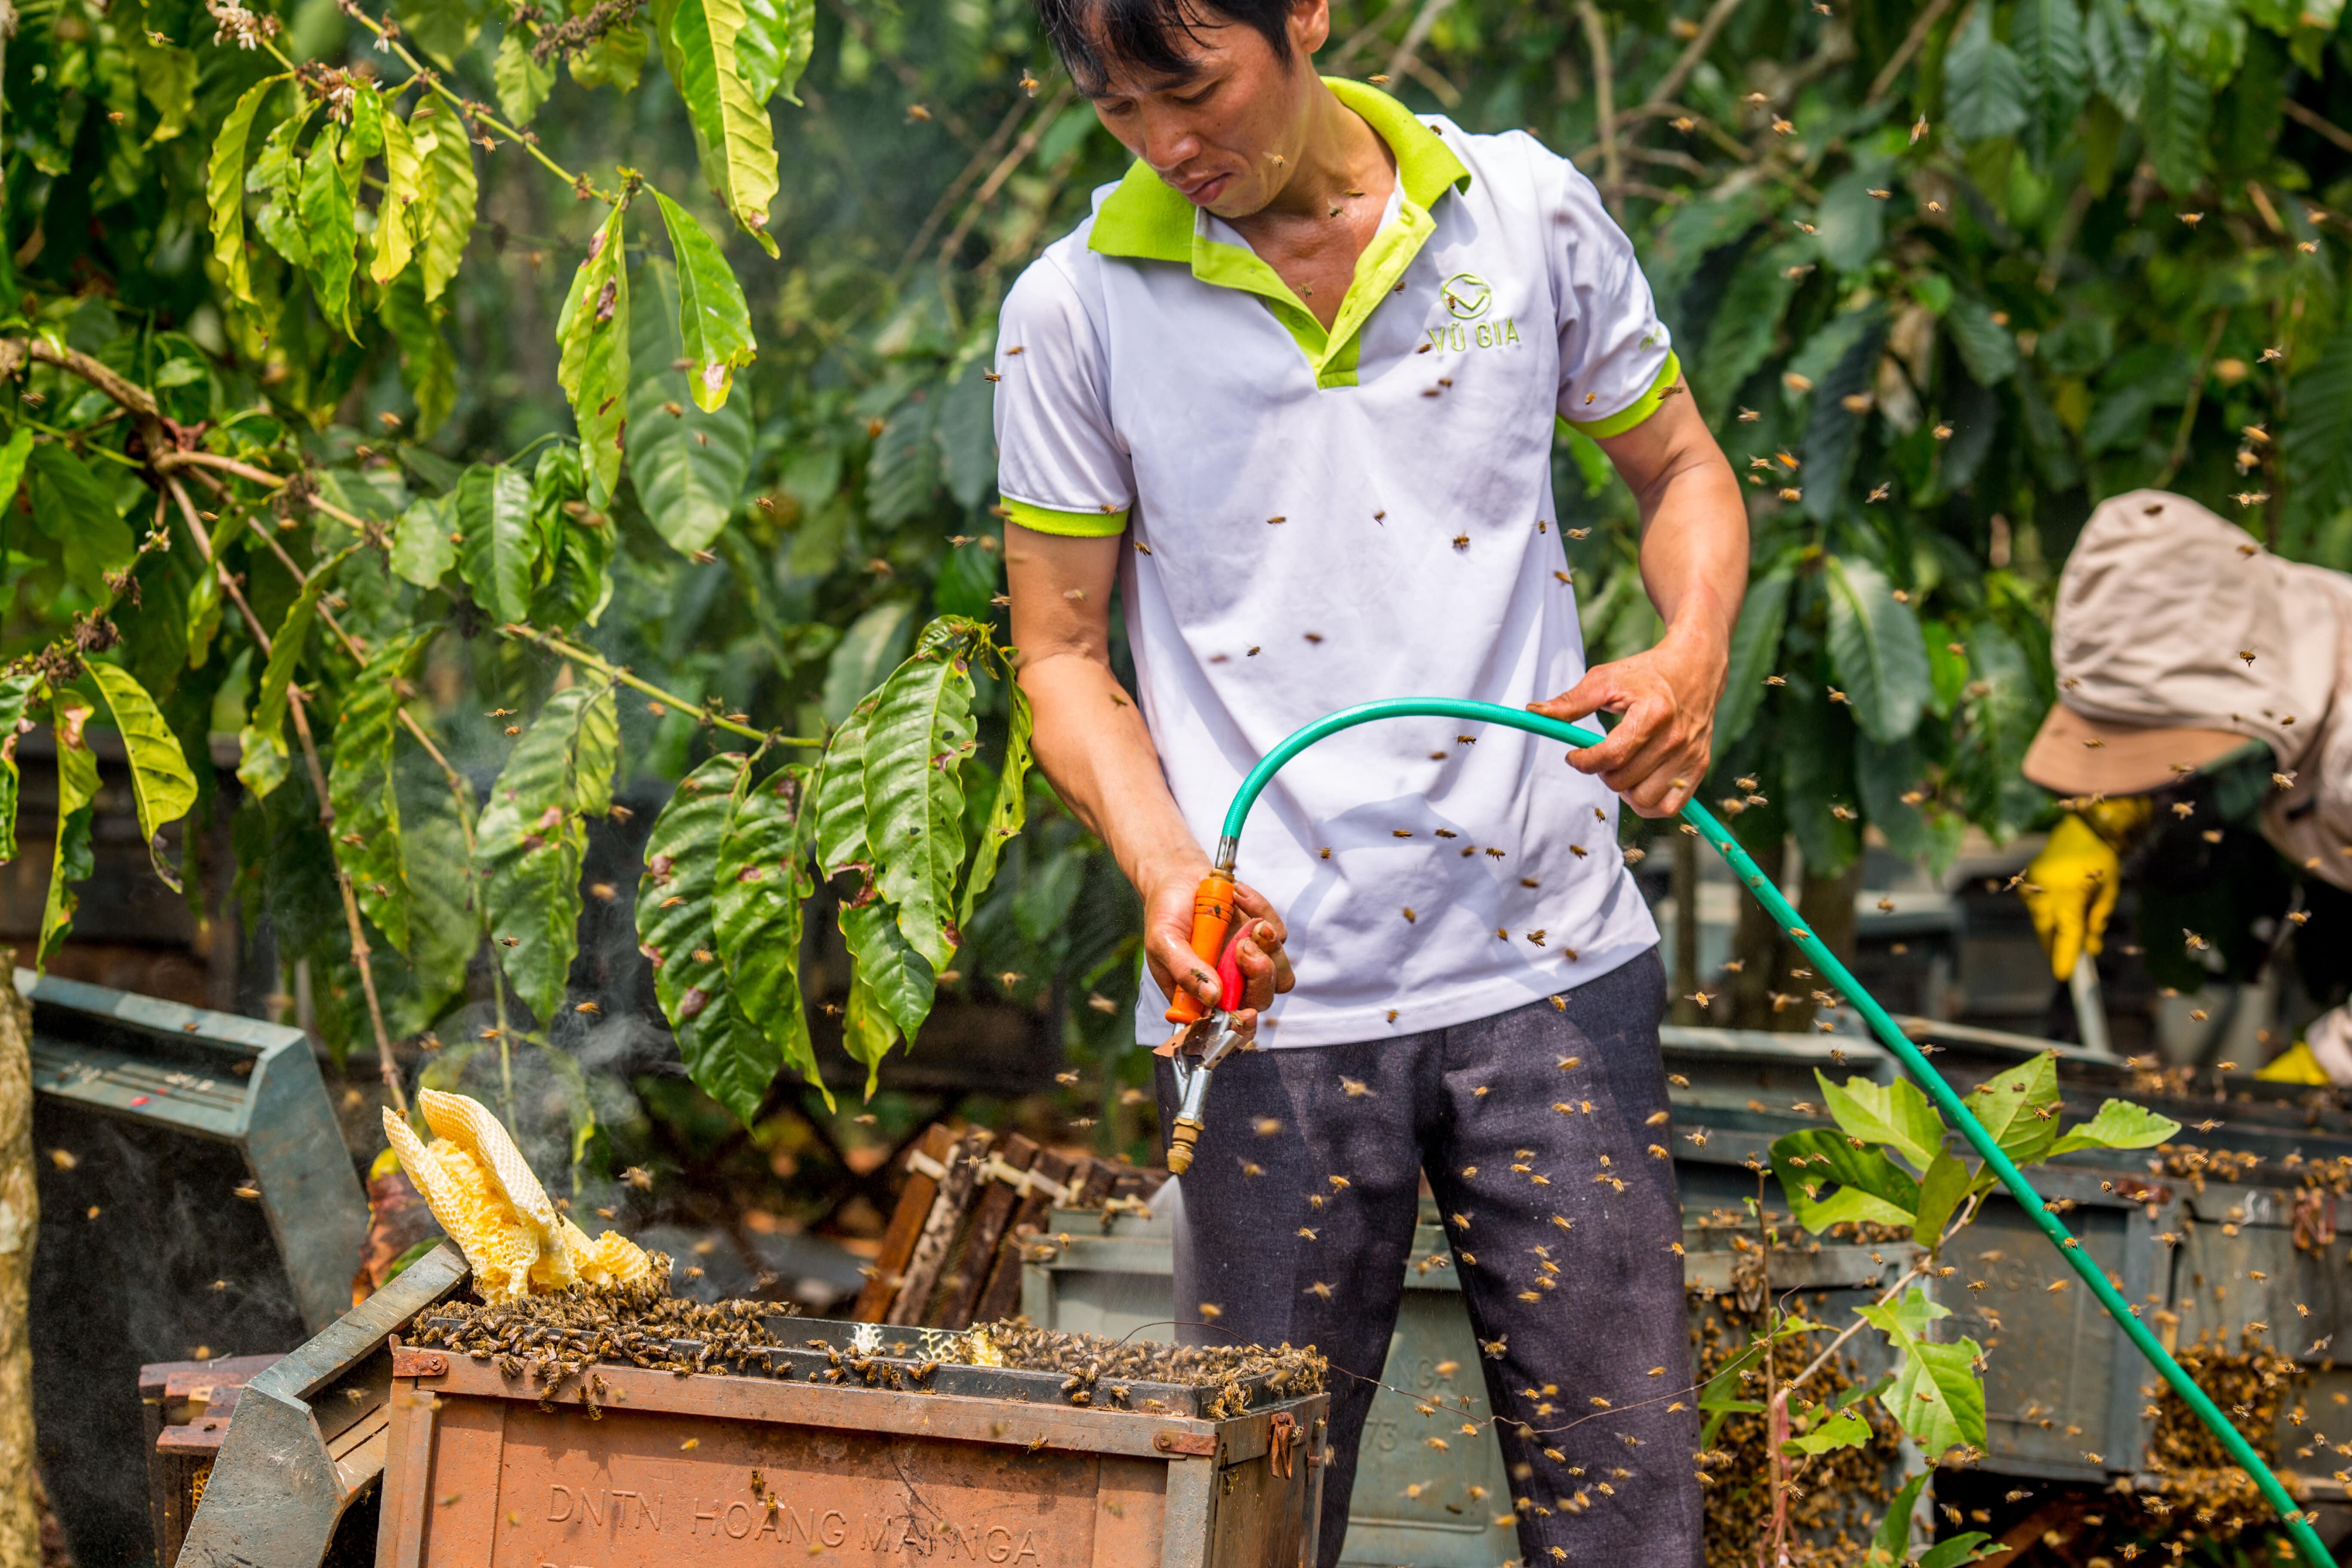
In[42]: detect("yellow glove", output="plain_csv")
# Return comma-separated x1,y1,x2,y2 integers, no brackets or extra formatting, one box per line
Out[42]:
383,1089,651,1303
2257,1041,2333,1085
2022,814,2124,982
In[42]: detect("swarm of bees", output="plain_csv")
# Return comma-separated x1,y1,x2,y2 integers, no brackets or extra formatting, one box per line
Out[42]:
980,1324,1326,1419
416,1268,1323,1422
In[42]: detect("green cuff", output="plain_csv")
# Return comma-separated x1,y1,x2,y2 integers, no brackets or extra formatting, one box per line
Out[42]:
1563,351,1683,439
1000,496,1130,537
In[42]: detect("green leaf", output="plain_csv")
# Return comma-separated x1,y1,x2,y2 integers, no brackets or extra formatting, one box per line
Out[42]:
841,966,898,1099
1782,1407,1872,1456
714,762,827,1109
392,492,459,588
1858,1288,1985,1456
625,260,753,554
2138,0,2245,80
737,0,814,104
1918,1534,2001,1568
867,395,940,526
474,683,619,1022
0,428,31,517
1696,239,1809,413
495,29,556,125
651,192,756,412
208,77,282,306
28,444,135,600
1773,1127,1923,1230
1945,298,2019,386
1953,618,2049,840
456,462,540,623
329,631,431,955
839,893,935,1039
813,698,874,876
1713,565,1792,755
411,98,478,303
374,755,478,1036
88,663,199,892
1813,170,1888,275
298,122,358,334
2138,45,2212,193
937,361,998,509
567,0,650,89
862,626,980,968
122,0,198,141
1944,1,2030,142
1911,1149,1972,1248
0,671,48,864
1962,1051,2061,1166
2085,0,2148,113
1824,556,1931,746
40,697,99,967
2050,1098,2183,1158
370,96,424,287
1817,1069,1948,1169
638,752,778,1123
379,273,459,438
662,0,781,253
249,107,316,269
398,0,490,64
959,673,1030,926
2011,0,2089,164
822,600,919,723
556,206,632,505
1877,1470,1929,1560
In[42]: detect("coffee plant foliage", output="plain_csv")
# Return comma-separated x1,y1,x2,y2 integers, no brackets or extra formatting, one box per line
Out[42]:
4,0,2352,1125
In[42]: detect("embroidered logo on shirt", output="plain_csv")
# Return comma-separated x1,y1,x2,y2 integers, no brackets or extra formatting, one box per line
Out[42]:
1442,272,1493,319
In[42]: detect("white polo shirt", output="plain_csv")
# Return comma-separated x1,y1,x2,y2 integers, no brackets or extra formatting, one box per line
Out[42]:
992,79,1679,1048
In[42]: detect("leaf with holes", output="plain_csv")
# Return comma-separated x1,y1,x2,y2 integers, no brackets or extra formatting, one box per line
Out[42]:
89,663,199,892
652,192,755,412
639,752,778,1123
329,631,431,954
862,622,981,968
40,698,98,967
714,761,826,1109
474,683,618,1021
556,205,632,505
659,0,780,253
0,670,48,864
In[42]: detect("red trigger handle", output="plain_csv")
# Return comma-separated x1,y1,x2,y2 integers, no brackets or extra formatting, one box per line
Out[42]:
1216,925,1248,1013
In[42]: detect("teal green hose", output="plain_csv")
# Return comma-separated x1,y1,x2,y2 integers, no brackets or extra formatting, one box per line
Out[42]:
1219,697,2327,1565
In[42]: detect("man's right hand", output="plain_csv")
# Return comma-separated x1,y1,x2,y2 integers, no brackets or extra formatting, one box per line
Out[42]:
1143,865,1295,1040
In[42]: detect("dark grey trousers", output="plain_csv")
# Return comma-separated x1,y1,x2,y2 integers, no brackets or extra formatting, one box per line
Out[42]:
1153,948,1701,1568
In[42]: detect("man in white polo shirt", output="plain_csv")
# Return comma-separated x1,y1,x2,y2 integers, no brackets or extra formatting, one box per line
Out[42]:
995,0,1744,1559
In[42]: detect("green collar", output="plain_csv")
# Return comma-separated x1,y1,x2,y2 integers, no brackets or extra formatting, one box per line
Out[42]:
1087,77,1471,262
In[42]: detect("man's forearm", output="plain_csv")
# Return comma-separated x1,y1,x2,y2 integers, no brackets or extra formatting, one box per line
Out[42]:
1632,447,1747,655
1020,650,1207,892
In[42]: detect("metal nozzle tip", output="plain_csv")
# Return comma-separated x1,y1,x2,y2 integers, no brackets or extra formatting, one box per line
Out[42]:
1167,1120,1202,1174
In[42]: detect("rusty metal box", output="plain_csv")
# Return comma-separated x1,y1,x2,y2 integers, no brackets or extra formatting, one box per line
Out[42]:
377,1318,1328,1568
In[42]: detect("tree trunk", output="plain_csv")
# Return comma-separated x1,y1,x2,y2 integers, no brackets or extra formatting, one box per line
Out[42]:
1785,862,1865,1035
1729,838,1792,1031
1670,831,1700,1026
0,980,39,1568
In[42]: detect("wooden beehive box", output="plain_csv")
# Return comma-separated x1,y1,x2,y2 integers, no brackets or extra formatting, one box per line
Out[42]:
377,1316,1325,1568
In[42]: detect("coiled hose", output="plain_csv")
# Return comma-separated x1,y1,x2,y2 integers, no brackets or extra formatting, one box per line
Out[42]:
1209,697,2324,1565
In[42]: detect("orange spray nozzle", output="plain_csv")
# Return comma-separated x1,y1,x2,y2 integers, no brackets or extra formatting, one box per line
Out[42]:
1164,871,1237,1025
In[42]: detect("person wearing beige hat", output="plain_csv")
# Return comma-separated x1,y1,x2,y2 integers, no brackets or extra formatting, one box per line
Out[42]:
2020,488,2352,1078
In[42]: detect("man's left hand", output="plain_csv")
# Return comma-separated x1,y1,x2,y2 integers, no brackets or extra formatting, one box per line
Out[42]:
1530,616,1727,817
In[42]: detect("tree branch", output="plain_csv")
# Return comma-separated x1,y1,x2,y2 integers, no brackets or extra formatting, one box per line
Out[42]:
1576,1,1623,218
499,623,823,747
1865,0,1954,107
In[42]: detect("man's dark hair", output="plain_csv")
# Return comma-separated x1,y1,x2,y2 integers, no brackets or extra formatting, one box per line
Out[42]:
1036,0,1295,95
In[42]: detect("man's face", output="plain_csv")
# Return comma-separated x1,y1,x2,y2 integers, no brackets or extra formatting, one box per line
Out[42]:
1083,0,1329,220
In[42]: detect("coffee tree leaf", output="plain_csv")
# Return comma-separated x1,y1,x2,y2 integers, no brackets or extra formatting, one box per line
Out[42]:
638,751,778,1123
